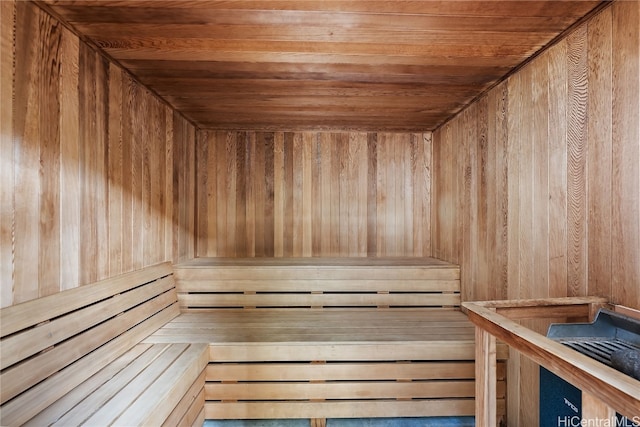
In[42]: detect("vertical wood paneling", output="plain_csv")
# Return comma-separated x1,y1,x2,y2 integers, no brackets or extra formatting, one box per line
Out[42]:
587,9,612,300
1,0,15,306
611,1,640,309
108,63,124,276
431,2,640,424
566,25,589,298
13,2,41,304
548,38,569,299
37,10,61,297
195,130,432,258
1,1,196,308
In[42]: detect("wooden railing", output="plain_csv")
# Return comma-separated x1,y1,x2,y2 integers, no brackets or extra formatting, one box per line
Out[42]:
462,297,640,427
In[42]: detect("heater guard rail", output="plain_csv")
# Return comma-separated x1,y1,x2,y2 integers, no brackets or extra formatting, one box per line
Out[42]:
461,296,640,426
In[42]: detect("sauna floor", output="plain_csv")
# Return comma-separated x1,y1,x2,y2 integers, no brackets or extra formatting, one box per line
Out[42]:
144,309,474,344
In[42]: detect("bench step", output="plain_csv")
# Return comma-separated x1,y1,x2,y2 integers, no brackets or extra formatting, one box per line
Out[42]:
25,343,208,427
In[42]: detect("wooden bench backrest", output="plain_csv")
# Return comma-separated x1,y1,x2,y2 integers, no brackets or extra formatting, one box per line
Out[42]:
174,257,461,311
0,262,179,425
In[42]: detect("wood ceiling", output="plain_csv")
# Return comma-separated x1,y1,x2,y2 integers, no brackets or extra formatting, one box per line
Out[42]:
42,1,604,131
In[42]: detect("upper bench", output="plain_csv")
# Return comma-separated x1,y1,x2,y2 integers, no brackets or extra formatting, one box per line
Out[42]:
173,257,461,310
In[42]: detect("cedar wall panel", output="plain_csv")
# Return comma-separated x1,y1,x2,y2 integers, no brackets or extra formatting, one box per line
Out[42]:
432,2,640,424
196,131,432,258
0,1,196,308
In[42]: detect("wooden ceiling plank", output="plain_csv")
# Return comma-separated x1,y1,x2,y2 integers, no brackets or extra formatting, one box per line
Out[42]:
50,8,585,34
40,0,606,131
46,1,599,19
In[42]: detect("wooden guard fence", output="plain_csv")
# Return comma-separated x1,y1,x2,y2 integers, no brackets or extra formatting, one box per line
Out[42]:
462,297,640,427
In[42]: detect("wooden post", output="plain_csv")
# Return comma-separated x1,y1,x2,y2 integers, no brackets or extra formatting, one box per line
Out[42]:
476,326,497,427
582,391,616,425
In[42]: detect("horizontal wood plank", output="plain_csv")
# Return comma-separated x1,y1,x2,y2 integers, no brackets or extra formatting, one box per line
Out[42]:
206,362,507,382
113,343,209,426
179,292,460,308
177,279,461,293
1,276,176,369
205,400,478,419
0,304,179,426
0,262,173,337
206,381,479,400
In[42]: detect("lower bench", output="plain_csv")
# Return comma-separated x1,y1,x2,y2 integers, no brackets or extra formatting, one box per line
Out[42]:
147,257,509,424
145,309,509,422
0,262,207,427
25,343,208,427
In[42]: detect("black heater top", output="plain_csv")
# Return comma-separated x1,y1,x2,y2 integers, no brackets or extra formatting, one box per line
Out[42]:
547,309,640,380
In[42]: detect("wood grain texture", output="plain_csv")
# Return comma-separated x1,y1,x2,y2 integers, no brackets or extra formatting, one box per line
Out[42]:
0,1,15,307
195,131,432,258
1,1,196,308
42,0,603,131
432,2,639,424
611,0,640,311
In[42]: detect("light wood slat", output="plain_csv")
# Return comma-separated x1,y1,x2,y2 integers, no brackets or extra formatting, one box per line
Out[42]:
0,261,172,337
205,399,477,419
190,407,206,427
206,381,476,400
152,332,475,344
178,293,460,308
177,279,461,293
582,391,617,424
175,267,459,281
176,257,453,267
0,304,179,427
207,362,482,382
23,344,153,427
475,326,497,427
163,370,206,427
164,310,470,325
1,276,176,369
0,290,177,405
81,343,190,425
114,344,209,426
208,343,479,362
175,388,206,427
48,344,171,426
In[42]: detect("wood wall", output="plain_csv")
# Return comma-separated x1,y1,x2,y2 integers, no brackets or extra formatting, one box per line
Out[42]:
432,1,640,424
0,1,196,308
195,131,432,257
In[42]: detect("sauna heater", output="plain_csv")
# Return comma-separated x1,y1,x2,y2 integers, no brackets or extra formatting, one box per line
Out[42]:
539,309,640,427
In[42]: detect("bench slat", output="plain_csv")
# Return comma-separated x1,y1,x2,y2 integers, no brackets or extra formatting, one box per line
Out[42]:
178,279,461,293
207,381,478,400
208,342,478,362
23,344,154,427
205,400,478,419
82,343,190,425
207,362,479,382
179,292,460,308
0,304,179,426
0,262,173,337
163,370,206,427
0,290,177,404
176,267,460,281
1,276,175,370
114,343,209,426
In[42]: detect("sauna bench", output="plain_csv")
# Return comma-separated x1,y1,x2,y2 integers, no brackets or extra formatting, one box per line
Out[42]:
142,257,509,423
0,262,207,427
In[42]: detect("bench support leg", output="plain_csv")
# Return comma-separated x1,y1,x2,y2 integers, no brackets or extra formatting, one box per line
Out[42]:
311,418,327,427
476,326,497,427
